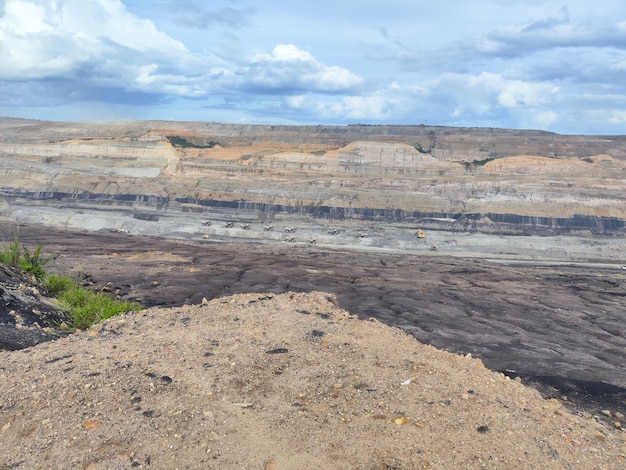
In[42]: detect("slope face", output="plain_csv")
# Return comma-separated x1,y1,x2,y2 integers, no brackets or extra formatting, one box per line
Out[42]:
0,119,625,250
1,291,624,469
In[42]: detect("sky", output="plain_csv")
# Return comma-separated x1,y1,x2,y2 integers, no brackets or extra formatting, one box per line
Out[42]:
1,1,626,134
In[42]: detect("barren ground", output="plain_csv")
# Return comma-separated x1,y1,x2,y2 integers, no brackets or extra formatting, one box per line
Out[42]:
1,119,626,468
2,223,625,415
1,290,625,469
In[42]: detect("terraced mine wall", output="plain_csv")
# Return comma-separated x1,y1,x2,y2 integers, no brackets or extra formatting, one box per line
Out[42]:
1,118,625,246
4,188,624,236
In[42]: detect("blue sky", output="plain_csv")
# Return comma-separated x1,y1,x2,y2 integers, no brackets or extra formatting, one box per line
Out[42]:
1,0,625,134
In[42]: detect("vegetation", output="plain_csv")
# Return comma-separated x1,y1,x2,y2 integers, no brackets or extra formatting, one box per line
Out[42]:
0,239,54,279
471,157,496,166
54,282,142,330
414,130,437,154
166,135,219,149
461,157,497,172
1,239,142,330
21,243,56,280
0,239,20,268
43,273,75,295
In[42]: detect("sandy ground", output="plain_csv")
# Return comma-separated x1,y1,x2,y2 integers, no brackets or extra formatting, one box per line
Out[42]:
1,291,625,469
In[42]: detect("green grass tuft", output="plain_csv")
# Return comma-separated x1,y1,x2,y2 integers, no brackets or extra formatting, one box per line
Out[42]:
43,274,75,295
0,239,21,268
56,283,143,330
19,244,55,280
1,238,143,330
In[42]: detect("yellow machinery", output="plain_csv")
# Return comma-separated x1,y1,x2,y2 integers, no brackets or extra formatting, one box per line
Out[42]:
416,228,426,238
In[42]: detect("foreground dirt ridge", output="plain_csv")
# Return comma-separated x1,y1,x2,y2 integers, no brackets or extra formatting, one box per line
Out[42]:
1,292,624,469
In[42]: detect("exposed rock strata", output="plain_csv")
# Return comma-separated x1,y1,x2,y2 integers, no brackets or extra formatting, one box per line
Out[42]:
1,118,625,241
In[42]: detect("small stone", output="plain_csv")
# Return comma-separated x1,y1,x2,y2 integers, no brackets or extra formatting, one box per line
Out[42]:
615,412,624,420
600,409,611,417
265,459,277,469
85,420,102,430
461,393,469,400
201,297,209,305
265,348,288,354
615,422,622,430
477,425,490,433
590,430,606,441
394,417,408,425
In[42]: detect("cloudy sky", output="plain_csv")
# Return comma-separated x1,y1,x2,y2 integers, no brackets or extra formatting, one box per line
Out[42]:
1,0,625,134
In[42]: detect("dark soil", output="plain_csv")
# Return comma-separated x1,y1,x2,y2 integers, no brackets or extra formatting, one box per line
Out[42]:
0,263,68,350
1,222,625,418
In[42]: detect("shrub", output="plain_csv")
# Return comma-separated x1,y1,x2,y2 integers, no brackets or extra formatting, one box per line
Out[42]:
0,239,20,268
0,240,55,279
166,135,219,148
57,284,142,330
19,244,55,280
43,274,75,295
1,238,143,330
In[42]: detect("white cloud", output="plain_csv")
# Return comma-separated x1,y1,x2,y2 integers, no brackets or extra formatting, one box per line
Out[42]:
435,72,559,117
280,81,429,122
330,95,396,120
497,81,559,108
608,111,626,124
3,0,52,34
472,11,626,59
534,110,558,128
1,0,625,133
241,44,363,93
133,64,205,97
0,0,196,90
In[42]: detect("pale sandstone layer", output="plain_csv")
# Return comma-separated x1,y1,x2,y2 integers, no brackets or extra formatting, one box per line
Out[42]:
1,118,625,242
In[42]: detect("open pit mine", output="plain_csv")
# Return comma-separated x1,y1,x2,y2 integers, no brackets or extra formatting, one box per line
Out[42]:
2,117,626,415
0,117,624,261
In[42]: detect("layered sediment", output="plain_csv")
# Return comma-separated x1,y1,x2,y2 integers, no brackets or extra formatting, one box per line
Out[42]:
0,118,625,255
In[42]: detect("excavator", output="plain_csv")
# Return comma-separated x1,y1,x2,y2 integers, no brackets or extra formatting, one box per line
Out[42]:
416,228,426,239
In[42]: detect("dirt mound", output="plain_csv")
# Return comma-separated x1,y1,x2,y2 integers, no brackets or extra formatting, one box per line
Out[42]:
1,292,624,469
